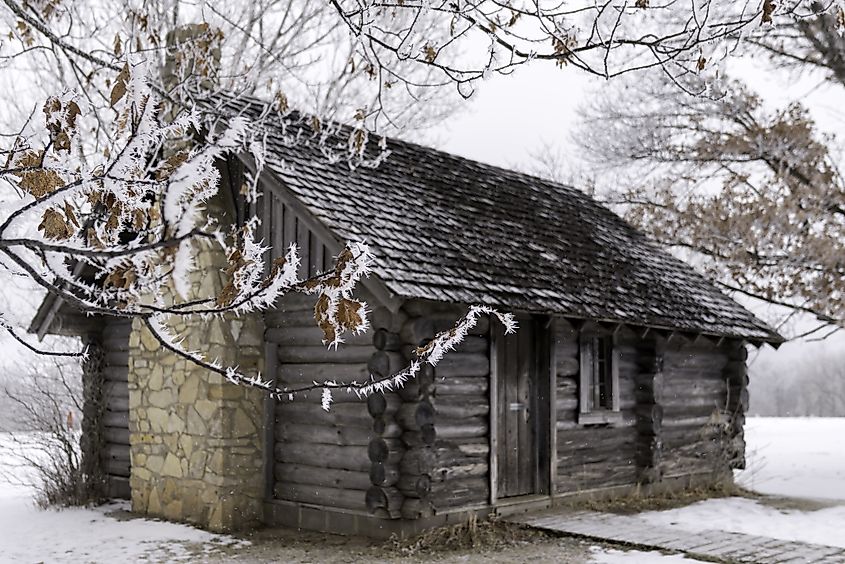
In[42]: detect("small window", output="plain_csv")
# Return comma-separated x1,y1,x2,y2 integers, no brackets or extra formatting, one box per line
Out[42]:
578,334,621,425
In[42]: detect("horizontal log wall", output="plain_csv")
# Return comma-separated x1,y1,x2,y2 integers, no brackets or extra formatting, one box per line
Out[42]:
270,290,375,512
426,301,490,513
555,320,637,493
100,318,132,498
659,339,740,479
370,300,491,520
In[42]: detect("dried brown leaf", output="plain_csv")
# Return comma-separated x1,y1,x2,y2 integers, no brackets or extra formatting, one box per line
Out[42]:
15,151,64,197
38,208,73,240
103,264,136,290
336,298,363,332
314,294,335,343
110,63,130,107
762,0,775,23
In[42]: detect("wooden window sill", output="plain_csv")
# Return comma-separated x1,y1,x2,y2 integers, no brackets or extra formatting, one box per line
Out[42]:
577,411,623,426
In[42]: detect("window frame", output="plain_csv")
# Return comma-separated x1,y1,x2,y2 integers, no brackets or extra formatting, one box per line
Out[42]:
577,332,622,426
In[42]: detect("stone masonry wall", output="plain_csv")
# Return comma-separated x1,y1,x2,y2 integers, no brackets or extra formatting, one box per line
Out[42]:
127,234,266,532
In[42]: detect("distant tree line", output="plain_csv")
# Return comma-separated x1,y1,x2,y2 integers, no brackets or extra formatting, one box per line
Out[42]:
749,349,845,416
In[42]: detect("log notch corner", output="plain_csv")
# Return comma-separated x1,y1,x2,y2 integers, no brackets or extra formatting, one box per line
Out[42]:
634,338,665,484
365,306,436,519
723,341,749,470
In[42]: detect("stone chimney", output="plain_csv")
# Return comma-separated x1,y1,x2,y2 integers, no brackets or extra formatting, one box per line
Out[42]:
127,22,267,532
161,23,222,94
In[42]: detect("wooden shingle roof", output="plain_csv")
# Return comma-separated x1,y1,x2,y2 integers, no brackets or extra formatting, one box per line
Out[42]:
217,97,782,344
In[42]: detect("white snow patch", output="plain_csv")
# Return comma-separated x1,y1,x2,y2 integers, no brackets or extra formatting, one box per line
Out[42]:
736,417,845,501
635,417,845,550
0,433,248,563
639,497,845,549
589,546,705,563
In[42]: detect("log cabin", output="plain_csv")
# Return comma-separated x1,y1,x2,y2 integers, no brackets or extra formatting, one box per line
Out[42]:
30,96,783,536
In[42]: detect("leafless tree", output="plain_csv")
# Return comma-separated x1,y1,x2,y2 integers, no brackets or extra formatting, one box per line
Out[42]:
570,2,844,337
0,359,100,506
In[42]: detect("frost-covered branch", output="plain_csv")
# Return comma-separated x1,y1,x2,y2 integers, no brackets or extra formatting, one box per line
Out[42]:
144,305,516,410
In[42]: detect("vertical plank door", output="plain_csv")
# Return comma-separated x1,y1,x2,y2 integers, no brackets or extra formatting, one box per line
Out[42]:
495,314,537,498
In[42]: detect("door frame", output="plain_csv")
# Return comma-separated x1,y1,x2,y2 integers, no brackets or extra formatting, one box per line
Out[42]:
489,314,554,504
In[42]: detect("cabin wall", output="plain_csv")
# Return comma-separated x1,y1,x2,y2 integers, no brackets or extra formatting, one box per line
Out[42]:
659,340,735,479
269,292,376,512
554,320,745,494
363,299,491,520
99,318,132,498
554,319,639,493
266,187,377,513
79,316,131,500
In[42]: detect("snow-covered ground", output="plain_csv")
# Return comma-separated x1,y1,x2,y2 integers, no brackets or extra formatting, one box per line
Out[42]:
638,417,845,550
0,433,248,563
1,418,843,562
736,417,845,501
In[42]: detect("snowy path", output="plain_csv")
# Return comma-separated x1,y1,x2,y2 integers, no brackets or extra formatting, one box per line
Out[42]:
512,508,845,563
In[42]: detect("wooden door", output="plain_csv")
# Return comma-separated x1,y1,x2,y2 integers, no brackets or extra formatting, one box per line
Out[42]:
494,314,540,498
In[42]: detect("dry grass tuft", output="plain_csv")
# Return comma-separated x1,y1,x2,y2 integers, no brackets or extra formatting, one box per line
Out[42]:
571,481,757,515
388,514,545,556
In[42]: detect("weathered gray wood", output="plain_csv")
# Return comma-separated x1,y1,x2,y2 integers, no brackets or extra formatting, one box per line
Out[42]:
367,351,405,378
451,335,489,354
103,381,128,399
395,400,435,430
370,306,408,333
430,477,489,509
373,329,402,351
276,363,368,384
102,443,130,461
276,401,372,427
400,427,437,447
374,417,402,438
433,353,490,378
368,437,405,464
102,458,130,477
277,345,374,364
433,397,489,418
369,462,400,487
556,357,579,377
103,411,128,428
401,498,434,519
102,336,129,352
276,291,319,312
274,441,369,472
265,326,371,347
366,392,401,417
274,462,371,490
436,418,489,439
430,461,488,481
400,317,435,345
275,422,371,446
102,366,128,382
516,320,534,495
395,365,436,400
265,309,319,328
556,396,579,411
274,482,366,510
434,377,488,396
365,486,403,517
396,474,431,498
104,350,129,367
104,427,129,445
107,396,130,411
